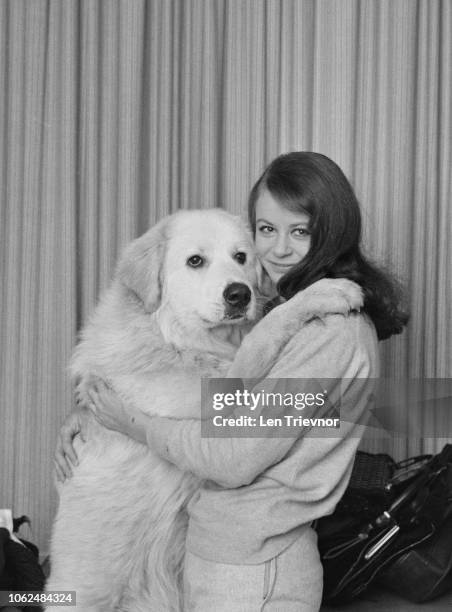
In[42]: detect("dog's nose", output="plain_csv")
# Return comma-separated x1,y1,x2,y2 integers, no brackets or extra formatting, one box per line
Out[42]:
223,283,251,308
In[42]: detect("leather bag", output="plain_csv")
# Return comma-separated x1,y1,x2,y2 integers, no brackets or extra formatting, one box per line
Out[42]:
315,444,452,605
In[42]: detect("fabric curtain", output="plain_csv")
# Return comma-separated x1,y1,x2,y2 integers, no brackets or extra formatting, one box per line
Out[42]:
1,0,450,555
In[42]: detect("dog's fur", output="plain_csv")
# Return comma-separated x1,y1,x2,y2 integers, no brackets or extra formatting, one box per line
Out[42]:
47,208,364,611
47,209,260,611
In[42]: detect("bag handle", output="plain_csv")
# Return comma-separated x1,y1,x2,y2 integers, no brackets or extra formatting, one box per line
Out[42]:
351,445,452,546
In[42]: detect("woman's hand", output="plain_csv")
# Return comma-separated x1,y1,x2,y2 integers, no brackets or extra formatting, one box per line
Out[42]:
86,378,150,445
55,379,151,482
54,407,91,482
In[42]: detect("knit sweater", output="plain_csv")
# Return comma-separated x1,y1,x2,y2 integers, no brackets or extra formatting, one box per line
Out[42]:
146,309,379,564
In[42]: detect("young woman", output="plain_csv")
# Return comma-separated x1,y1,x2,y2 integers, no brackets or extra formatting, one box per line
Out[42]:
54,152,408,611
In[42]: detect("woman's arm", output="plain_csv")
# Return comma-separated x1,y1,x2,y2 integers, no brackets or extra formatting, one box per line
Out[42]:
55,280,364,482
86,315,371,488
86,379,305,488
55,380,298,488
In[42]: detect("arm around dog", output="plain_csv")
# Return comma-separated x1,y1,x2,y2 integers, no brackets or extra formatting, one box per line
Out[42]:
146,417,297,488
145,313,377,488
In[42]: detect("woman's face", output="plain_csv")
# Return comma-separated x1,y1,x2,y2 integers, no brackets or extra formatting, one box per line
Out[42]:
254,189,311,284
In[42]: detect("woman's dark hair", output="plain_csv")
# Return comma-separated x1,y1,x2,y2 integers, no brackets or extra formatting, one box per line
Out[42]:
248,152,409,340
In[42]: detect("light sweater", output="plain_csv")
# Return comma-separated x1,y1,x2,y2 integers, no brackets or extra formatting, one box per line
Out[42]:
146,310,379,564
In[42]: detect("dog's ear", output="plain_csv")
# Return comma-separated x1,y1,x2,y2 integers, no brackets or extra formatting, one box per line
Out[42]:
115,217,169,312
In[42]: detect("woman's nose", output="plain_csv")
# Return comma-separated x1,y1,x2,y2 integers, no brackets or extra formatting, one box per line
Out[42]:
272,234,292,257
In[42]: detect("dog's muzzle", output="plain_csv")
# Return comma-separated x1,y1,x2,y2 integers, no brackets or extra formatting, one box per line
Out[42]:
223,282,252,319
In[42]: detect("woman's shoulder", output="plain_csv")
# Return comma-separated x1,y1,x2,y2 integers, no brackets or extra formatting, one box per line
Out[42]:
228,280,376,380
294,311,378,355
270,311,379,379
308,309,376,337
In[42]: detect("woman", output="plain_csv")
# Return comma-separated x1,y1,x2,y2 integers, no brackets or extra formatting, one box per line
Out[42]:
55,152,408,611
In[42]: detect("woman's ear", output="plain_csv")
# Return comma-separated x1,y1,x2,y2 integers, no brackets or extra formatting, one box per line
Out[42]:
255,260,275,298
115,216,170,312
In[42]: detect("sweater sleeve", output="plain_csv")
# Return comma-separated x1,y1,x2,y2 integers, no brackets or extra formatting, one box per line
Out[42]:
145,314,376,488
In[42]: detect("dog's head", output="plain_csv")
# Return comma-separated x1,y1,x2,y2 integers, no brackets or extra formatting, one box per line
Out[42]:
116,209,258,328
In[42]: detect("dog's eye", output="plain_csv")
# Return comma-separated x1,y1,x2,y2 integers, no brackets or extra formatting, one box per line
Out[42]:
187,255,205,268
234,252,247,265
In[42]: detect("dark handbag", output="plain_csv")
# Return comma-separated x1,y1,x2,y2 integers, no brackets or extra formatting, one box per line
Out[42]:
315,444,452,605
377,507,452,602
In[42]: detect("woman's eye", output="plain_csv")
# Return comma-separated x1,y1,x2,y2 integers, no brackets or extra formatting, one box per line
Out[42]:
187,255,205,268
234,252,247,265
292,228,310,237
257,225,274,234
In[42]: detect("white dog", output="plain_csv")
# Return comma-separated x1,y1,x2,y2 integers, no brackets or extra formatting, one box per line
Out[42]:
47,208,363,611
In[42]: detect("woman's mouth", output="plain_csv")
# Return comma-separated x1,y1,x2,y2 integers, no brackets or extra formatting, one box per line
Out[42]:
267,261,296,269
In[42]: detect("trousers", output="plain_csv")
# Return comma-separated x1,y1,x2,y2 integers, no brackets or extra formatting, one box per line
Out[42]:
183,527,323,611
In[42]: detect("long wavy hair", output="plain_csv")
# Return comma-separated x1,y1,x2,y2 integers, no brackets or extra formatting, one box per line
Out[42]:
248,152,409,340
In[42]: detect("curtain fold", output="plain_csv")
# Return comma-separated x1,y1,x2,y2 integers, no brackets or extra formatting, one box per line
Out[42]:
1,0,450,555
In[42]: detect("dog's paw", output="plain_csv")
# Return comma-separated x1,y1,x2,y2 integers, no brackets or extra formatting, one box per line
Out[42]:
300,278,363,314
262,278,363,341
254,278,362,339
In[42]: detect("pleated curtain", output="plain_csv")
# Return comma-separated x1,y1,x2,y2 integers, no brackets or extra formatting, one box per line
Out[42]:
1,0,451,555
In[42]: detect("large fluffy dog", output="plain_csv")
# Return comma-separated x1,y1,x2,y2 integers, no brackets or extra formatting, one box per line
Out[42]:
47,209,260,611
48,208,363,611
